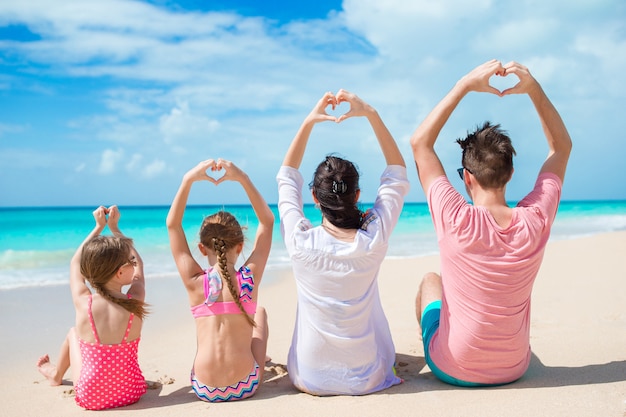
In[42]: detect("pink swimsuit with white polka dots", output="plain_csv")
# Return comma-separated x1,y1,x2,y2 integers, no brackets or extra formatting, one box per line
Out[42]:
74,295,147,410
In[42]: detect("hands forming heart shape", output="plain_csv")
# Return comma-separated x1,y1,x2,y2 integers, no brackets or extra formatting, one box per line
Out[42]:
310,89,373,124
92,205,120,226
487,68,521,96
469,59,534,97
190,158,244,185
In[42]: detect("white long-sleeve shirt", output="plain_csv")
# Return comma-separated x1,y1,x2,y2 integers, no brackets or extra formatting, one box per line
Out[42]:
276,164,409,395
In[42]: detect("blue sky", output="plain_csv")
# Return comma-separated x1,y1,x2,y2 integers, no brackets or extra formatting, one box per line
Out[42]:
1,0,625,207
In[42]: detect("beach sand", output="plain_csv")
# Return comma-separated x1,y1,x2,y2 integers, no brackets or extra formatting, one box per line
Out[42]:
2,231,625,417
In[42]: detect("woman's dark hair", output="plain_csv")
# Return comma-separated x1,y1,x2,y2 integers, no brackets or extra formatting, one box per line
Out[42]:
457,121,516,189
81,235,149,320
310,155,363,229
199,211,255,327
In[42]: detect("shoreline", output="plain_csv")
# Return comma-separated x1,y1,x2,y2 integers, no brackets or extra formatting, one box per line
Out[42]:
2,228,623,291
3,199,626,290
3,231,626,416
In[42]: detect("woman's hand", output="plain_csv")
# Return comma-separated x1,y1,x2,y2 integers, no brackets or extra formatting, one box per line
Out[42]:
183,159,220,185
335,89,374,122
304,91,339,125
213,158,247,185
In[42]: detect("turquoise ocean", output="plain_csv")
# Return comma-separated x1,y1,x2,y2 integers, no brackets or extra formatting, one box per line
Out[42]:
1,201,626,290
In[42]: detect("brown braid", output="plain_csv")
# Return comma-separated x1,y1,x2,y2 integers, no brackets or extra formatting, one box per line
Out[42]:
80,235,149,320
213,237,256,327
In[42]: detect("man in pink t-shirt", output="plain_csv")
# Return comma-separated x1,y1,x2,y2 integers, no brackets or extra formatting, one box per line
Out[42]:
409,60,572,386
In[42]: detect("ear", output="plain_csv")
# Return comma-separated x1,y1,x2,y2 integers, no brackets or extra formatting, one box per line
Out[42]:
354,189,361,203
198,243,208,256
311,190,319,204
463,172,470,186
115,266,125,281
236,242,244,255
463,169,476,196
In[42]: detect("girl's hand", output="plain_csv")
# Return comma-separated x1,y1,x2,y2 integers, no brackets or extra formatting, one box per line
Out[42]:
92,206,108,229
107,205,120,227
213,158,246,185
107,205,123,235
183,159,219,185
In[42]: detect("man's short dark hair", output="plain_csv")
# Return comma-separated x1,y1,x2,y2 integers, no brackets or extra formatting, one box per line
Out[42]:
456,121,516,189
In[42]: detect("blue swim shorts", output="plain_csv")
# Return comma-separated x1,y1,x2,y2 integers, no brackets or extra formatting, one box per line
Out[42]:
421,300,495,388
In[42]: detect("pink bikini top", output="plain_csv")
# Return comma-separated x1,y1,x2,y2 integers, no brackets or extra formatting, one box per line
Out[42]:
190,266,256,318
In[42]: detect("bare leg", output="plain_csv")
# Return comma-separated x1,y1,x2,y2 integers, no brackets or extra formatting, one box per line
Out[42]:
37,328,74,386
68,327,82,383
251,306,269,383
415,272,442,328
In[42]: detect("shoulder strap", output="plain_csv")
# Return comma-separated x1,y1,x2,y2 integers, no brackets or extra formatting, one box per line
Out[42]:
203,267,222,305
122,293,134,343
203,268,210,299
122,313,134,343
87,294,101,344
238,266,254,303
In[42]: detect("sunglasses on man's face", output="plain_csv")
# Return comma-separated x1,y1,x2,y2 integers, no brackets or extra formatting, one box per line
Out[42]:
457,167,474,180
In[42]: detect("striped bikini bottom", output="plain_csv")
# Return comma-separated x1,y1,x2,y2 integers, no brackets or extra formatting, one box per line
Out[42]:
191,362,260,402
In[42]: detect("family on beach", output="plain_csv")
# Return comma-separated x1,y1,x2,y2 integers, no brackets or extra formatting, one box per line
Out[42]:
36,60,571,409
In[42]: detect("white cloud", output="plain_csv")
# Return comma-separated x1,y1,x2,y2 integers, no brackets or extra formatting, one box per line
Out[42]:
159,102,220,145
125,153,142,172
98,148,124,174
471,18,560,56
0,1,273,83
123,153,166,179
573,25,626,96
0,122,27,137
141,159,166,179
342,0,493,57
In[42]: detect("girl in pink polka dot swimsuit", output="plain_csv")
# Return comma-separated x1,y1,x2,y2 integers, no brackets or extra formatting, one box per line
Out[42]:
37,205,148,410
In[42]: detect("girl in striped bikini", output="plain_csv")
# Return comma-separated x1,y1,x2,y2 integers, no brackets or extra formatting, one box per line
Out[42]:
167,158,273,402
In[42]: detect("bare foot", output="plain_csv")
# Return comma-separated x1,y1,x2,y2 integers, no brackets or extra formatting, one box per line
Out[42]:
37,354,61,386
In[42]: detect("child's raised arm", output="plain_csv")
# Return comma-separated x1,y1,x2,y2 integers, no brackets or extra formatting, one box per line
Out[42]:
107,205,146,302
70,206,107,304
215,159,274,281
166,160,218,287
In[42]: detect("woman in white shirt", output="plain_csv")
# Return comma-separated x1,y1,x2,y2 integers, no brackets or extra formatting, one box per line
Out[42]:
276,90,410,395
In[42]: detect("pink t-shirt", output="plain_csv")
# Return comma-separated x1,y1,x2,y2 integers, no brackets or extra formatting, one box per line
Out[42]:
427,173,562,384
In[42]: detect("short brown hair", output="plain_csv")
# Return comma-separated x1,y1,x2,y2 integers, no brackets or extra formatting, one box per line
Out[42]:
456,122,516,189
